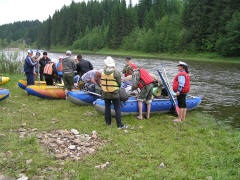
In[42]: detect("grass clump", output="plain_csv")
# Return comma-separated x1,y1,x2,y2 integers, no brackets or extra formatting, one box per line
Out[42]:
0,74,239,179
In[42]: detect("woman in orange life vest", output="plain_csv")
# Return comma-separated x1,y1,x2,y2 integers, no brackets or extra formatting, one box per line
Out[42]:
126,66,155,120
172,61,190,122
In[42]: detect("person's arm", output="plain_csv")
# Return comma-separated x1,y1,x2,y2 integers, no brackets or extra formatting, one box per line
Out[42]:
131,71,139,90
177,75,186,93
114,71,121,87
89,61,93,70
26,57,37,67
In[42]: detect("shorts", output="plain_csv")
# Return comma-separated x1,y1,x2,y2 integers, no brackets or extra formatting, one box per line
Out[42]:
177,93,187,108
137,83,154,104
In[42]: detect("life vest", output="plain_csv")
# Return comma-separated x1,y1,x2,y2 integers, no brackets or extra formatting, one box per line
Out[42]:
172,71,190,93
43,62,54,75
57,62,63,72
101,72,119,92
138,68,155,89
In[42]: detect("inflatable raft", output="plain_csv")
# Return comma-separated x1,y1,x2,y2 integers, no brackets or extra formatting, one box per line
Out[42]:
26,85,66,99
0,76,10,85
18,80,46,89
93,96,202,116
67,90,100,105
0,88,10,101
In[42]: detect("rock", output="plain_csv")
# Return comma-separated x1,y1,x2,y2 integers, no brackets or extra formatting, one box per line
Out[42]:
26,159,33,165
95,162,110,169
159,162,165,168
17,173,28,180
68,145,76,150
70,129,79,135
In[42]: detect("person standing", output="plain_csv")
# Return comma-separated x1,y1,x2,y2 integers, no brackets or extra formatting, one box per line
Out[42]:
126,66,155,120
76,54,93,77
39,51,51,81
56,56,64,83
101,56,127,129
32,51,41,80
24,49,38,85
43,61,58,85
172,61,190,122
62,50,76,96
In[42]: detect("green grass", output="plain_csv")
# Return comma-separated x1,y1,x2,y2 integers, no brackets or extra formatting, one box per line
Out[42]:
0,74,240,179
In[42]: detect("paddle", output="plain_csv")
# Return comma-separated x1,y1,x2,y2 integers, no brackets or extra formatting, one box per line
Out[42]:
161,64,176,96
86,90,102,97
157,70,180,116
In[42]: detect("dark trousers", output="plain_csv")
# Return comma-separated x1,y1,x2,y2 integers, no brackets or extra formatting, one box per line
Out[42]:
104,98,123,128
45,75,54,85
25,72,34,85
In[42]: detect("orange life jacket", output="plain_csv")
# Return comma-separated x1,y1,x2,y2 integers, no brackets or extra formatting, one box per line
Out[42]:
57,62,63,72
43,62,54,75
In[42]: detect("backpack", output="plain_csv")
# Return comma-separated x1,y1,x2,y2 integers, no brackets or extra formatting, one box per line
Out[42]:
57,62,63,72
119,87,128,102
43,62,53,75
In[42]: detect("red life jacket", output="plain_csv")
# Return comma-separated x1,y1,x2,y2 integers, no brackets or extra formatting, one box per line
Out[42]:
138,68,155,89
172,71,190,93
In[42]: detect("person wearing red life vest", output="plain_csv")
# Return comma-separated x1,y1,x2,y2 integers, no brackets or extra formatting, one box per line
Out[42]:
126,66,155,120
172,61,190,122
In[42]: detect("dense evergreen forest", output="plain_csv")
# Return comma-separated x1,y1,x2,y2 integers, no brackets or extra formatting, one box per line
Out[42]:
0,0,239,57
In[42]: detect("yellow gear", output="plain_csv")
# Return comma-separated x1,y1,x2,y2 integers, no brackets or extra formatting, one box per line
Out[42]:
101,72,119,92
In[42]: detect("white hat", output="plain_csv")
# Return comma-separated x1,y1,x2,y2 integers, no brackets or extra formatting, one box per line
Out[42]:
66,50,72,55
177,61,188,67
104,56,115,67
27,49,33,54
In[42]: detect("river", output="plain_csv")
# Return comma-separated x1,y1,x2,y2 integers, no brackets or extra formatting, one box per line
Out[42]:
3,50,240,128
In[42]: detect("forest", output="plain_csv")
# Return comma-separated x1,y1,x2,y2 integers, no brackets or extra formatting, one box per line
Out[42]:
0,0,239,57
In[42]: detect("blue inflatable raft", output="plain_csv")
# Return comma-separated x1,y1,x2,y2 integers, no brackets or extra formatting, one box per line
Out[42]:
67,90,100,105
0,88,10,101
93,96,202,116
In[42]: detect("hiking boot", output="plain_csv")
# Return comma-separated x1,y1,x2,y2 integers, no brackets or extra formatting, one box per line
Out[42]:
118,125,128,129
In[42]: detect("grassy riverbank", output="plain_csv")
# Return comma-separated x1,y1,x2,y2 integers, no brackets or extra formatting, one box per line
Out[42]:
0,74,239,179
51,47,240,64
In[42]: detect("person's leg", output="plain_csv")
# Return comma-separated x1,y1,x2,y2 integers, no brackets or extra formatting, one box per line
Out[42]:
137,100,143,119
27,73,35,85
182,108,187,121
104,99,112,126
112,98,123,127
146,103,151,119
40,72,44,81
145,84,153,119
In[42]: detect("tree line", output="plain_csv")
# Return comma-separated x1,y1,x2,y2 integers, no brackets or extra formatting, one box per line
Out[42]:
0,0,239,57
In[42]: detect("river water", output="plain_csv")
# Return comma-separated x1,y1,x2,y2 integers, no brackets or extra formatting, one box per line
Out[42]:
3,50,240,128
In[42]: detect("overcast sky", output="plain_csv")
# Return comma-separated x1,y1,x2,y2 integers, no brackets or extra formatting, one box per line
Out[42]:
0,0,138,25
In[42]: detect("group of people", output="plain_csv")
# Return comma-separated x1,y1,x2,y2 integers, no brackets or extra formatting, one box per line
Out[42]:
24,49,190,128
